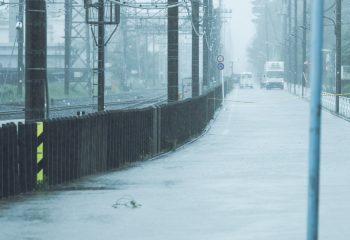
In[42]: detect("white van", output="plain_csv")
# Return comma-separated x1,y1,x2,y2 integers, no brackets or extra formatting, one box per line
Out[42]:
239,72,254,89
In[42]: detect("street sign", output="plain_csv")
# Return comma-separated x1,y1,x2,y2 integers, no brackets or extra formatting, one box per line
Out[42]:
217,63,224,71
217,55,224,62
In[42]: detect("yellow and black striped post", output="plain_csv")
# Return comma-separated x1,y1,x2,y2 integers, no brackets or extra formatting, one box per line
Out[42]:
36,122,44,183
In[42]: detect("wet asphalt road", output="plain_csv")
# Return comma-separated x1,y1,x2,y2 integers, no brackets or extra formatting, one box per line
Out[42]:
0,87,349,240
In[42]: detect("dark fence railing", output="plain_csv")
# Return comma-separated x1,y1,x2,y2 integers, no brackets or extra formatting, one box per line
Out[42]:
0,82,233,200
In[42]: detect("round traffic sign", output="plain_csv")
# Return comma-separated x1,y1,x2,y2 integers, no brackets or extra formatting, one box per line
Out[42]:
217,63,225,70
217,55,224,62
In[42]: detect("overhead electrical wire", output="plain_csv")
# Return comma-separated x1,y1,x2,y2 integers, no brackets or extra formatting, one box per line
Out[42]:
107,0,184,10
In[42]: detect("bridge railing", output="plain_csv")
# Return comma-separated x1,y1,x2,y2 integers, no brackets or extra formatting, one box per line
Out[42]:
0,82,233,200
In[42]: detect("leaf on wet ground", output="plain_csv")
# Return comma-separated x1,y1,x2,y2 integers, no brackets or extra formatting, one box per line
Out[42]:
112,197,142,209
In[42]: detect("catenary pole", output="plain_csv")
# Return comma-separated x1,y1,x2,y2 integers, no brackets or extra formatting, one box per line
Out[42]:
17,0,24,97
192,0,200,97
64,0,72,96
97,0,105,111
25,0,47,121
168,0,179,102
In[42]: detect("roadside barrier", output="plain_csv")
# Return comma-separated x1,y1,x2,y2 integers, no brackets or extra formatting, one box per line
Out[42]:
291,84,350,119
0,83,233,199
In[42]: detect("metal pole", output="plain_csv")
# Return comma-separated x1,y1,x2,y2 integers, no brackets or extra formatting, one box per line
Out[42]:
168,0,179,102
25,0,47,121
221,70,224,105
307,0,324,239
335,0,341,113
302,0,307,97
192,0,199,97
203,0,209,91
17,0,24,97
64,0,72,96
97,0,105,111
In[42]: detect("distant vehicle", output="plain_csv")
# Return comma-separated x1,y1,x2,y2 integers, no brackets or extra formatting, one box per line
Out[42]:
239,72,254,89
231,73,240,84
263,61,284,90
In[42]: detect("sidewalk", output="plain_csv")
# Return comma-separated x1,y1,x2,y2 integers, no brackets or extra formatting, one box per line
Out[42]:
0,88,349,240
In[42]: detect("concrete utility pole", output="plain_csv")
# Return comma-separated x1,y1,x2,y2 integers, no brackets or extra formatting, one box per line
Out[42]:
335,0,341,113
152,33,156,87
203,0,209,90
97,0,105,111
25,0,47,121
265,1,269,61
192,0,200,97
121,18,128,90
302,0,307,97
168,0,179,102
64,0,72,96
208,0,213,84
282,0,287,81
17,0,24,97
288,0,292,88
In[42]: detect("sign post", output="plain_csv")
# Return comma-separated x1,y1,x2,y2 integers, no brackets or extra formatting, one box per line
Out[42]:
217,55,225,106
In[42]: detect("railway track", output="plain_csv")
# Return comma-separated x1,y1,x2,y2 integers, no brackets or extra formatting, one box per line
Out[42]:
0,94,167,120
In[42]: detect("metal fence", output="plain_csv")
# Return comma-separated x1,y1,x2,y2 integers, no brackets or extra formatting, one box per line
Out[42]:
290,84,350,119
0,83,233,199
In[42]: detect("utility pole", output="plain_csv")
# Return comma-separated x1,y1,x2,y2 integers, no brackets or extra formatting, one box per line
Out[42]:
64,0,72,96
208,0,213,85
288,0,292,89
203,0,209,91
152,33,156,87
302,0,307,97
121,18,128,90
168,0,179,102
265,1,270,61
335,0,341,113
192,0,199,97
282,0,287,82
97,0,105,111
294,0,298,94
25,0,47,121
17,0,24,97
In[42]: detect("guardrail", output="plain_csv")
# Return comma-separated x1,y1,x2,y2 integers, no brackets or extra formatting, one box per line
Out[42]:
0,82,233,200
288,84,350,120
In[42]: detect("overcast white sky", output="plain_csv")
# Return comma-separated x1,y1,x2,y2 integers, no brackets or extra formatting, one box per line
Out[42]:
221,0,255,74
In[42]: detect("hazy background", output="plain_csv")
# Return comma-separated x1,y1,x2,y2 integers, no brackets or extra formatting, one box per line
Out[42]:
222,0,255,74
